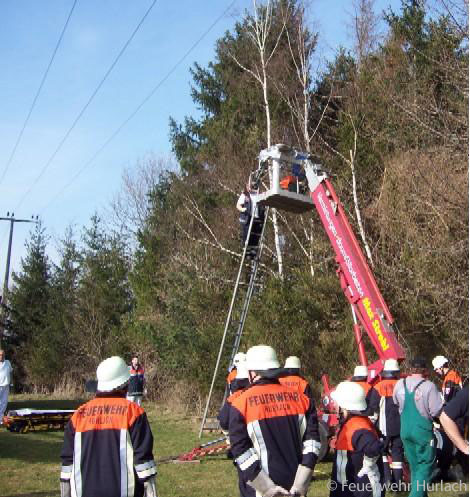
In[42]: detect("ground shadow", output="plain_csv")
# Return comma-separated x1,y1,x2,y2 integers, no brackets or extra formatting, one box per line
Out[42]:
0,430,63,465
1,492,60,497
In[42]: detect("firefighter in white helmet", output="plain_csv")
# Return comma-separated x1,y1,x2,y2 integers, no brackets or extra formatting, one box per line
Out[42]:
368,359,404,486
219,361,250,432
432,355,462,404
60,357,157,497
351,365,375,415
351,365,371,394
278,356,313,400
227,345,321,497
228,352,247,394
330,381,384,497
219,361,252,497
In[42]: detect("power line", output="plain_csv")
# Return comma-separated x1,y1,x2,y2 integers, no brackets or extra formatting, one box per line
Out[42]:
0,0,78,186
40,0,238,214
13,0,158,213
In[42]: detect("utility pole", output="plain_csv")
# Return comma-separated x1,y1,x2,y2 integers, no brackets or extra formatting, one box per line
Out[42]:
0,213,38,344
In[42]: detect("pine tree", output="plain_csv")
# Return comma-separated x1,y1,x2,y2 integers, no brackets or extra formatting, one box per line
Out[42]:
8,221,52,386
73,215,133,370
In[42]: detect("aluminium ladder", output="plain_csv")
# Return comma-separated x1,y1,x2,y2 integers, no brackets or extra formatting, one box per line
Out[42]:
198,208,268,437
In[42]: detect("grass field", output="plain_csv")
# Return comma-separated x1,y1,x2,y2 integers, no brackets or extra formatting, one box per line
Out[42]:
0,396,467,497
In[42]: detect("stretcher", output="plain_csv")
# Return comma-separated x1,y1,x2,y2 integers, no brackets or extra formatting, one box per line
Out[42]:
2,408,75,433
157,436,230,464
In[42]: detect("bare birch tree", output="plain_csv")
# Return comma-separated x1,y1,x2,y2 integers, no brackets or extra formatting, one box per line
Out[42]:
350,0,380,65
228,0,286,277
107,156,177,247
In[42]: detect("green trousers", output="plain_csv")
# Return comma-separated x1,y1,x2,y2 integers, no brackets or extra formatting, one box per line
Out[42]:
400,379,435,497
401,432,435,497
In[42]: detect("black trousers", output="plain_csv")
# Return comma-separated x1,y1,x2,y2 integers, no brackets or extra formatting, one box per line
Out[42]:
240,219,263,247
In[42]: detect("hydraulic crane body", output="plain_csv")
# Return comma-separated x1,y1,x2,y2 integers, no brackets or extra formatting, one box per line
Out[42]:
255,144,405,377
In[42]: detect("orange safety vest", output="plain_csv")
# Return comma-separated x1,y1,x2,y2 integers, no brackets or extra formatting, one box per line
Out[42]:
442,370,462,392
336,416,378,451
373,378,398,398
227,368,237,384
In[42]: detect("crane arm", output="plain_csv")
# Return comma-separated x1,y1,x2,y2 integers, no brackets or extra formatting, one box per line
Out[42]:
304,161,405,368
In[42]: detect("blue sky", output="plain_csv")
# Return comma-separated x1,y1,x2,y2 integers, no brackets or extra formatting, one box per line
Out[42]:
0,0,403,290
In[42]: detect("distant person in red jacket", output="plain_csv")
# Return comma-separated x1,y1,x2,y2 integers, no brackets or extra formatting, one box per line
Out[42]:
127,356,145,406
351,365,372,395
432,355,462,404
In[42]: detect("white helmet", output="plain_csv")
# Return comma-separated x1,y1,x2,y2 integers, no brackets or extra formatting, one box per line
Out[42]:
284,356,301,369
246,345,280,371
353,365,368,378
236,362,249,379
383,359,400,372
331,381,367,411
233,352,246,366
432,355,448,370
96,356,130,392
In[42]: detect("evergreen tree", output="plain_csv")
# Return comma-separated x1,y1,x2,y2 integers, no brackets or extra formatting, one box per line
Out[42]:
8,221,51,386
41,226,81,385
73,215,133,371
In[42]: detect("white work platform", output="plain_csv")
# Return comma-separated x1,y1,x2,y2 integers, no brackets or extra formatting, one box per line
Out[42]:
253,189,314,214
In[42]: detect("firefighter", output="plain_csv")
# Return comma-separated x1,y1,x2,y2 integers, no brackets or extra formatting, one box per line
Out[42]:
60,356,157,497
393,357,443,497
219,362,250,431
368,359,404,486
127,356,145,406
231,359,250,394
227,345,321,497
236,184,265,257
351,366,371,395
227,352,247,395
278,356,313,400
351,365,374,415
219,361,252,497
329,381,384,497
432,355,462,404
